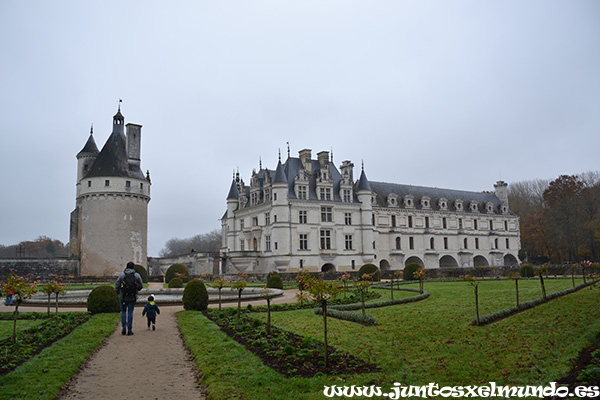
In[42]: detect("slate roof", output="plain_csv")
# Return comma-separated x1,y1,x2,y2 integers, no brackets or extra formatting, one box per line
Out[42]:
77,133,99,157
83,112,145,180
369,181,508,214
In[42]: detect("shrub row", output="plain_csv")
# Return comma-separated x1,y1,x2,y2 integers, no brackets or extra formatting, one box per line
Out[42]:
328,290,429,312
472,278,600,326
313,307,378,326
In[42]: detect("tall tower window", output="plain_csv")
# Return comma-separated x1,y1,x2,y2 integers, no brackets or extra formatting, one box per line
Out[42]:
321,207,332,222
105,180,110,187
126,181,131,188
320,230,331,250
299,210,307,224
345,235,353,250
344,212,352,225
299,234,308,250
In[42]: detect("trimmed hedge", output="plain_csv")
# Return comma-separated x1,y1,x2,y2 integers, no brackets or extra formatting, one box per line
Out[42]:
403,263,422,281
266,272,284,290
168,277,183,288
520,264,535,278
165,263,190,283
87,285,120,314
358,264,381,282
183,279,209,311
134,264,148,283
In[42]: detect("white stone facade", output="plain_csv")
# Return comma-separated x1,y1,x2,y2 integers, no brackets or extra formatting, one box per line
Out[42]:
70,109,151,276
221,149,520,274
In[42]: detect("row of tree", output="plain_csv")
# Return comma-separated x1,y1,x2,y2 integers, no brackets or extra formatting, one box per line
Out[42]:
508,171,600,264
158,229,221,257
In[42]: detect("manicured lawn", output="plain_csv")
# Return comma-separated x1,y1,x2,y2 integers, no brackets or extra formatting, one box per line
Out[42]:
0,313,119,400
0,319,46,340
178,279,600,400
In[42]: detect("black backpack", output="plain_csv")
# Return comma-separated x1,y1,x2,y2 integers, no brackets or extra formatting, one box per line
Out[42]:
121,272,139,302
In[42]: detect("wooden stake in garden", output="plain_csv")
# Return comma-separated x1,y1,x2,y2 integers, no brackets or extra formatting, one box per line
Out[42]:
508,272,521,309
1,270,39,343
304,274,341,368
463,274,480,326
536,266,548,301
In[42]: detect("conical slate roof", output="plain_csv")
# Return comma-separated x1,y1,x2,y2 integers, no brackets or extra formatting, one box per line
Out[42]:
227,179,239,199
77,133,99,157
357,169,371,191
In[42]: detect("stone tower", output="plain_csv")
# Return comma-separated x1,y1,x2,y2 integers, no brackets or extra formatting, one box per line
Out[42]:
70,106,151,276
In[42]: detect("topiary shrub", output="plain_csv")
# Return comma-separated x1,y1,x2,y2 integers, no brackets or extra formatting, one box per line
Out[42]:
358,264,380,281
165,263,190,283
183,279,209,311
134,264,148,283
520,264,534,278
266,271,284,289
87,285,120,314
168,277,183,288
403,263,422,281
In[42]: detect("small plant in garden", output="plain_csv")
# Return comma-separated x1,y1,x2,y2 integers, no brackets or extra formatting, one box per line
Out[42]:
414,267,426,294
41,279,66,321
168,277,183,288
210,276,229,310
462,274,480,326
338,272,351,298
165,263,190,283
1,270,40,343
536,265,548,300
389,270,403,300
87,285,120,314
231,272,248,317
581,260,592,284
570,264,578,287
354,273,372,317
295,271,311,305
507,272,521,308
303,274,342,368
358,264,380,281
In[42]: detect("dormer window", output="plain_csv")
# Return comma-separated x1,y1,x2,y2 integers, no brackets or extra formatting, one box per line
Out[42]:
486,202,494,213
387,194,399,207
455,199,463,211
470,201,479,212
501,205,508,214
421,197,431,209
438,198,448,210
404,195,415,208
296,185,307,200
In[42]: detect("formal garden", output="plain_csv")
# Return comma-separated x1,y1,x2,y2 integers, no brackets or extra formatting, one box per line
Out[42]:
1,264,600,399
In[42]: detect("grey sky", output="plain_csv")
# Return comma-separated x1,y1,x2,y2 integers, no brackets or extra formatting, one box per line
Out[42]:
1,1,599,256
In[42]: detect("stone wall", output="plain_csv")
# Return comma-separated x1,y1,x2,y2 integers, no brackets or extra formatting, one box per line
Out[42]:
0,258,81,280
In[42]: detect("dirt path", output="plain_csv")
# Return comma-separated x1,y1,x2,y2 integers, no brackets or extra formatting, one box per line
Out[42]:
57,283,205,400
7,283,300,400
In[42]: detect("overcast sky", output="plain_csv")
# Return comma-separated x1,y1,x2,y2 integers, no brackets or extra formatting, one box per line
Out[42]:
1,1,598,256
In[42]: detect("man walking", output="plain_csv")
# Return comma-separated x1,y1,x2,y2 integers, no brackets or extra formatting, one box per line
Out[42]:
115,262,144,335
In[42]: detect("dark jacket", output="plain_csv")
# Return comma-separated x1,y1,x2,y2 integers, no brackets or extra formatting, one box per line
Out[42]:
142,302,160,318
114,268,144,302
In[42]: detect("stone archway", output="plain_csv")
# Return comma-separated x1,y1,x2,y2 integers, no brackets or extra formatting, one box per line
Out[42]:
473,255,489,268
439,255,458,268
503,254,519,267
405,256,424,268
321,263,336,273
379,259,390,271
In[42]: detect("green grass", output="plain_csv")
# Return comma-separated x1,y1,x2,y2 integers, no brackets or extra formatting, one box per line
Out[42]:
0,313,119,400
178,279,600,400
0,319,47,340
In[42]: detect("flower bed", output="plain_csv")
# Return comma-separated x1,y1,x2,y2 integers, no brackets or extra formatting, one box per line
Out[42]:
203,309,379,377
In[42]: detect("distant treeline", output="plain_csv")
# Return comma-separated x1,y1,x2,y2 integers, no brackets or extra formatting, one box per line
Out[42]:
158,229,221,257
0,236,69,259
508,171,600,264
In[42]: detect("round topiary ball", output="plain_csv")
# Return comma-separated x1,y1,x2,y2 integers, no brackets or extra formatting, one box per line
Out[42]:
168,277,183,288
87,285,120,314
403,263,422,281
134,264,148,283
266,271,284,289
183,279,209,311
520,264,534,278
165,264,190,283
358,264,381,281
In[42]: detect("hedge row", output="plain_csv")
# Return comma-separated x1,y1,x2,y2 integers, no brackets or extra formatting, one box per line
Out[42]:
472,278,600,326
313,307,378,326
312,289,430,325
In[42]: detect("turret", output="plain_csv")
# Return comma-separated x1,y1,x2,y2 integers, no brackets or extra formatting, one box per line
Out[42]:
76,125,99,184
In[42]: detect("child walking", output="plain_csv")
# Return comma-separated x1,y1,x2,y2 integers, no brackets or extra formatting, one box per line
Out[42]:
142,295,160,330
